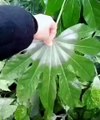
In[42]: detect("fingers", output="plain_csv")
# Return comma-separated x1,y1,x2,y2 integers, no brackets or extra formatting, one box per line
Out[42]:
34,29,49,41
49,22,57,40
43,22,57,46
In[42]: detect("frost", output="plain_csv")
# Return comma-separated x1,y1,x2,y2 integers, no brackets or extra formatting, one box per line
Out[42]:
27,28,78,67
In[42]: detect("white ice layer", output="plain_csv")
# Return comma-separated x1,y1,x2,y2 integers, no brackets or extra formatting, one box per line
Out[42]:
27,28,78,67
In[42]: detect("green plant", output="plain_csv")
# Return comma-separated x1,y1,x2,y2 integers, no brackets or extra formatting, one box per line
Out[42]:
0,0,100,120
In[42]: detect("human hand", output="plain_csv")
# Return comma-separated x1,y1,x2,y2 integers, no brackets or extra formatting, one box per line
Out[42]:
34,14,57,46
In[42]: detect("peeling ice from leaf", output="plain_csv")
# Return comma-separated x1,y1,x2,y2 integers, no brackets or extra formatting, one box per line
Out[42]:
27,27,78,67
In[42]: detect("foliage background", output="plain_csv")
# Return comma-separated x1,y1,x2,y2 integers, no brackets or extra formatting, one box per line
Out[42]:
0,0,100,120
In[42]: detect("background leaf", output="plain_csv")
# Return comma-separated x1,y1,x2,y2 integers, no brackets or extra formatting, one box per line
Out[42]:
82,0,100,30
0,98,17,119
62,0,81,28
0,54,32,80
15,105,29,120
0,79,13,91
45,0,63,16
83,76,100,109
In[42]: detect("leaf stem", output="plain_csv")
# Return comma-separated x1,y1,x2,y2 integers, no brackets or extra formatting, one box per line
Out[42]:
56,0,66,24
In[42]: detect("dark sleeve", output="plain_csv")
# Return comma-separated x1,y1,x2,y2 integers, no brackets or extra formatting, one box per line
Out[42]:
0,5,38,60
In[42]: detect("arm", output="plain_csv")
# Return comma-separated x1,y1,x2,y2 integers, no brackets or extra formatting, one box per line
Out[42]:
0,5,38,60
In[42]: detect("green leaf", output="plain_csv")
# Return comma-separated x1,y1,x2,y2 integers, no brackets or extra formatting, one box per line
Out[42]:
68,55,95,82
83,89,95,109
17,61,41,103
83,76,100,109
62,0,81,28
15,105,29,120
0,54,32,80
43,0,48,5
57,24,94,40
0,98,14,107
75,37,100,55
0,0,9,5
0,79,13,91
30,92,40,118
39,66,57,114
45,0,63,16
91,76,100,107
0,61,5,71
58,69,81,107
95,30,100,37
0,98,17,119
82,0,100,30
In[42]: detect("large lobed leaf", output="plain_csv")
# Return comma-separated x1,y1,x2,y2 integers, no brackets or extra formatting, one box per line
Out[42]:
17,24,97,111
1,24,99,117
